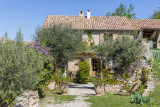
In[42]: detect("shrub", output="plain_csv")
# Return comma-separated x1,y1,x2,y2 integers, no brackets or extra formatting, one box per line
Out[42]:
131,92,152,104
25,42,55,87
56,75,73,85
0,30,45,106
78,61,90,84
90,76,104,85
110,35,142,68
102,69,119,85
93,34,142,69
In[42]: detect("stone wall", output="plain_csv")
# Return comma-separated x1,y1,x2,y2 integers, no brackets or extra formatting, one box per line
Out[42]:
13,90,39,107
142,40,153,60
82,31,100,45
104,84,123,94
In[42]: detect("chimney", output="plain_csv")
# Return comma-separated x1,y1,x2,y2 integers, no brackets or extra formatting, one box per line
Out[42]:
79,10,84,16
87,10,91,19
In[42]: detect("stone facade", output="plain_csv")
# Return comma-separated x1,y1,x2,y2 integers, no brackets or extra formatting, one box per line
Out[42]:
68,31,134,75
13,91,39,107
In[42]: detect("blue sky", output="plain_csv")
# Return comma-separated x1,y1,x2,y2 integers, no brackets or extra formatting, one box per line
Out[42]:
0,0,160,41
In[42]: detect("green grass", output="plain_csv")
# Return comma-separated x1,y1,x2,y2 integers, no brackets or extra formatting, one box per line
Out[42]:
150,48,160,51
53,92,76,104
86,59,160,107
39,89,76,105
149,59,160,106
86,93,142,107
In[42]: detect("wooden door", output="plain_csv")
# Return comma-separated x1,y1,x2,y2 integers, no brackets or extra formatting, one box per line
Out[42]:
91,58,99,75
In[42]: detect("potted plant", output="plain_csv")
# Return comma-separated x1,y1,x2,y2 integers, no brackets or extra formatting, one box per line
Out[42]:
58,76,73,95
91,76,104,96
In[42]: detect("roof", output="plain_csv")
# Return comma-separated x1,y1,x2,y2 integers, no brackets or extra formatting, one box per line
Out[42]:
43,15,160,30
130,19,160,30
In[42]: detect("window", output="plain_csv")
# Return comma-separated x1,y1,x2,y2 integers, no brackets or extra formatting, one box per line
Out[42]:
92,58,99,72
104,33,113,45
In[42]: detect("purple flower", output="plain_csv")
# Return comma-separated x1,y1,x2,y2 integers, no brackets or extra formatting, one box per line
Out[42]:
46,47,50,52
40,45,43,50
34,46,38,49
44,51,48,56
35,41,40,46
51,66,54,70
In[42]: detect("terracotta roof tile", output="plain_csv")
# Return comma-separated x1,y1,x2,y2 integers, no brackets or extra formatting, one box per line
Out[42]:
43,15,160,30
130,19,160,30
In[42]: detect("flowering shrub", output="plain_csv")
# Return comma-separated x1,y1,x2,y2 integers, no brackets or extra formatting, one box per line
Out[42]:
34,24,86,71
25,41,55,86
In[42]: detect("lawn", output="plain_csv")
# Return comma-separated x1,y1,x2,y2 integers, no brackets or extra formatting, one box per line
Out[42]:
39,89,76,106
86,93,139,107
86,59,160,107
150,59,160,106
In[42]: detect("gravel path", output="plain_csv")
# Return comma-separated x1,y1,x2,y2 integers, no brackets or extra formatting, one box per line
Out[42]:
46,83,95,107
68,82,95,96
46,96,91,107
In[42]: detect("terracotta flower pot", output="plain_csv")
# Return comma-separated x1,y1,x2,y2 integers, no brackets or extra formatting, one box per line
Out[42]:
94,84,103,96
60,83,69,95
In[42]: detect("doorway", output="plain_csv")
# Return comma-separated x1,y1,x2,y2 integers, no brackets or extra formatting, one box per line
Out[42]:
91,58,99,75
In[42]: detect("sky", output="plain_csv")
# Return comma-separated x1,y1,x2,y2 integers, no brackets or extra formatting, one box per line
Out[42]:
0,0,160,41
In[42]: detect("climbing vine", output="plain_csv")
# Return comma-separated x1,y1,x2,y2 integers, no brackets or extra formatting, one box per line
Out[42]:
87,31,95,47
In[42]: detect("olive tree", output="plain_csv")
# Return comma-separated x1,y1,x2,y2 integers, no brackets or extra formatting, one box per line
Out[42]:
94,34,142,68
0,30,45,106
34,24,86,71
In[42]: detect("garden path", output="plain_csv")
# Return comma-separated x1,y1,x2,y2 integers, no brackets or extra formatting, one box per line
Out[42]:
46,82,95,107
46,96,91,107
68,82,95,96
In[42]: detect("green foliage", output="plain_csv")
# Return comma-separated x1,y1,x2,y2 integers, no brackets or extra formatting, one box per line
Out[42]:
150,7,160,19
122,72,129,80
110,35,142,68
147,58,153,65
102,69,119,85
0,30,44,106
141,68,151,85
34,23,86,70
78,61,90,84
87,31,95,47
38,58,55,86
94,34,142,68
56,75,73,85
90,76,104,85
92,44,110,57
136,84,146,94
131,92,152,104
106,4,136,19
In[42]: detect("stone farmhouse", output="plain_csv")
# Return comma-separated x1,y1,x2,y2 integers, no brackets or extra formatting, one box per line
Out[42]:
43,10,160,76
